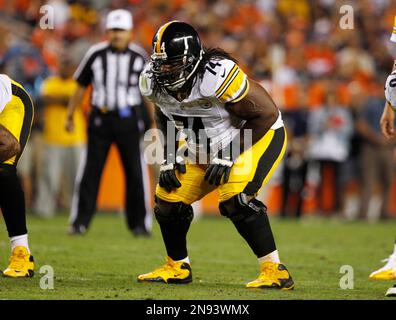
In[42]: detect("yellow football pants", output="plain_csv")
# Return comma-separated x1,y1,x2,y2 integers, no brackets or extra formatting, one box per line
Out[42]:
156,126,287,204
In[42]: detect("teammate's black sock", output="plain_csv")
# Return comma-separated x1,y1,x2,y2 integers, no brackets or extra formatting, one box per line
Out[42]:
0,165,28,237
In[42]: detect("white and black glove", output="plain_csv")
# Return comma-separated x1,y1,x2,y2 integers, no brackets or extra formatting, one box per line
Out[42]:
385,70,396,110
159,155,186,192
204,147,234,186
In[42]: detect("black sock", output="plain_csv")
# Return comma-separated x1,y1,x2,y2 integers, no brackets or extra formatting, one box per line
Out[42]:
0,166,27,237
232,213,276,258
158,220,191,261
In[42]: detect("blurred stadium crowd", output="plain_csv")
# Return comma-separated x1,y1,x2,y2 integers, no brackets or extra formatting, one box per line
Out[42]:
1,0,396,220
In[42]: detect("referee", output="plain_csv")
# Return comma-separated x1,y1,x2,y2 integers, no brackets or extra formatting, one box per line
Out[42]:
65,9,152,236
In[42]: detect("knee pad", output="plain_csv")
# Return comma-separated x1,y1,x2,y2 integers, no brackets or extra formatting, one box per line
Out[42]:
154,196,194,223
219,193,267,222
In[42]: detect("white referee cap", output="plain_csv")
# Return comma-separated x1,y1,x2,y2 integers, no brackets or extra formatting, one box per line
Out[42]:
106,9,133,31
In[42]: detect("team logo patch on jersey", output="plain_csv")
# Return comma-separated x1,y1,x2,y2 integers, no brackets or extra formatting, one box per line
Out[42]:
197,99,213,109
180,98,212,110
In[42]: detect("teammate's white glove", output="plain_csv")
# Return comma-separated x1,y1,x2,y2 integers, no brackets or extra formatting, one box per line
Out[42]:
385,70,396,110
139,62,155,98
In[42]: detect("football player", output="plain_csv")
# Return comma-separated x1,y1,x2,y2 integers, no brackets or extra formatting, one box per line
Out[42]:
0,74,34,277
137,21,294,290
376,16,396,297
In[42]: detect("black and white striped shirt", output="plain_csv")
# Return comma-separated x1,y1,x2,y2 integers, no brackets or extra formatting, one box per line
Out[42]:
74,41,148,111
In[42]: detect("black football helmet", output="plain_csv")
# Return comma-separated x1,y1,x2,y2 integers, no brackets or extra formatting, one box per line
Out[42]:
151,21,203,91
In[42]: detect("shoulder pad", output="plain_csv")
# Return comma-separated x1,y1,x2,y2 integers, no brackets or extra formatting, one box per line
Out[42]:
139,62,156,101
0,74,12,113
200,58,249,104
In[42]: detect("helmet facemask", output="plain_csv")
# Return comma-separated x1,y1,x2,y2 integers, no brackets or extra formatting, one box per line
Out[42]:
151,50,203,91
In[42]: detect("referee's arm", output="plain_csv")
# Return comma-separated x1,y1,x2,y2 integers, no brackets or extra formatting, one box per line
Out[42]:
65,47,95,133
65,85,86,133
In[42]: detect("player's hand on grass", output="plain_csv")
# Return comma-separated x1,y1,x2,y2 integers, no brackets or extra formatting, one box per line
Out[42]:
159,155,186,192
204,155,233,186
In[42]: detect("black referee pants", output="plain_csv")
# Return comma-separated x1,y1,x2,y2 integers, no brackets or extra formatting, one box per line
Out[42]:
71,108,147,232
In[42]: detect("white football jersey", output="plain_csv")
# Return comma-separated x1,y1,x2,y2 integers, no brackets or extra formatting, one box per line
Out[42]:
391,16,396,43
385,70,396,108
140,58,283,158
0,74,12,114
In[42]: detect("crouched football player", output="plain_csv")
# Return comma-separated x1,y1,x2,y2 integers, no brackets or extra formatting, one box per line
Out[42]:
138,21,294,290
0,74,34,277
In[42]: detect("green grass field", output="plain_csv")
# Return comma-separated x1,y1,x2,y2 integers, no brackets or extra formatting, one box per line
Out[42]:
0,213,395,300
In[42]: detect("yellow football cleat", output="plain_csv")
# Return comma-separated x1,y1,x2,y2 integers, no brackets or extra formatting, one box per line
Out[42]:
369,254,396,280
3,246,34,278
369,268,396,280
246,261,294,290
137,257,192,284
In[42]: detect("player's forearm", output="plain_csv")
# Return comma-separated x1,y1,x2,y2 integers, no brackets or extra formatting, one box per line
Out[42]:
143,97,155,128
0,126,20,163
155,106,169,139
0,144,19,163
384,100,394,114
66,85,86,117
155,106,180,161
